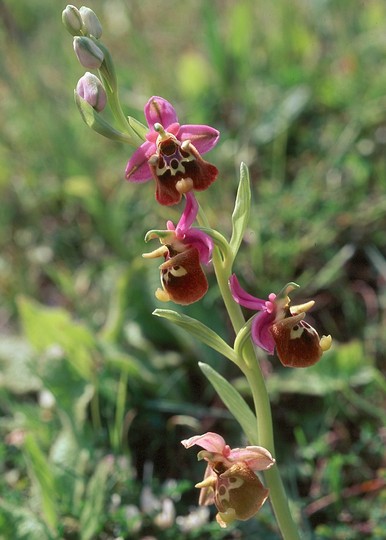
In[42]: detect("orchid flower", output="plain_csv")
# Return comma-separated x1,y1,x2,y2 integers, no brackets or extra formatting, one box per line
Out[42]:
125,96,219,206
181,432,275,528
229,274,332,368
143,193,213,305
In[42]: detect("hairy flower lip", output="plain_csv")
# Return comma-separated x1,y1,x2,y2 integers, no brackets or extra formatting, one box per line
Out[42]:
143,194,213,305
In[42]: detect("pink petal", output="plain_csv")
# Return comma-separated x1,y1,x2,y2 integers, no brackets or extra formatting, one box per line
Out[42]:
183,229,213,265
175,193,198,234
145,96,178,129
166,220,176,232
165,122,180,136
228,446,275,471
178,124,220,154
181,432,226,453
229,275,267,311
251,311,276,354
125,141,155,182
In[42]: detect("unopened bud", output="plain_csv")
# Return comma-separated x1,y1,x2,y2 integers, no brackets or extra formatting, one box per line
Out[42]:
62,5,83,36
76,72,107,112
79,6,102,39
73,36,104,69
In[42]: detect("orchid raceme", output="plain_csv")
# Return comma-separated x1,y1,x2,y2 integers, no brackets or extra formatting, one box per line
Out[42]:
125,96,219,206
229,274,332,368
181,432,275,528
63,10,336,537
143,193,213,305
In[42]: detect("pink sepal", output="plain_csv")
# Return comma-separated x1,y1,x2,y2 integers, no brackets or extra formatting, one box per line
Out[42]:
181,432,227,454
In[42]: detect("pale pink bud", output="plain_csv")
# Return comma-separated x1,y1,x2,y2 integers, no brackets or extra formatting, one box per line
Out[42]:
73,36,104,69
76,72,107,112
79,6,102,38
62,5,83,36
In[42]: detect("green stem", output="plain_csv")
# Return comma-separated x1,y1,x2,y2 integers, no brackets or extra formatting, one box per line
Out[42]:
111,369,129,452
198,204,301,540
95,40,144,145
245,357,300,540
106,83,131,133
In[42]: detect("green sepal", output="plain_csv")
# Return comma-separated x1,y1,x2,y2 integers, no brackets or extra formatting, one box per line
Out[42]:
199,362,258,444
127,115,148,141
229,162,251,261
153,309,238,364
144,229,173,243
277,281,299,300
74,92,135,144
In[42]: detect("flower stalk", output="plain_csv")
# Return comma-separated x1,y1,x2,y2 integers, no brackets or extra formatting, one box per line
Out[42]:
198,202,301,539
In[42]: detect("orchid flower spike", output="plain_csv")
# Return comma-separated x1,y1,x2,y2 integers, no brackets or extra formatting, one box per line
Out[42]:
229,275,332,368
181,432,275,528
126,96,220,206
143,193,213,305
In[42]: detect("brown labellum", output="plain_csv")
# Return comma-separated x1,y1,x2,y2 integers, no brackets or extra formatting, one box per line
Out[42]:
159,247,208,305
270,313,323,368
149,140,218,206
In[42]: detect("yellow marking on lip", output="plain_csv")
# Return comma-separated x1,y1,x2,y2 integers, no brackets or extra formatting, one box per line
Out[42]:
320,335,332,351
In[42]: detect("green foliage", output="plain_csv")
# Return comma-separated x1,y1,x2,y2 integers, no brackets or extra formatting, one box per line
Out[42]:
229,162,251,262
17,296,95,380
153,309,237,363
199,362,258,445
0,0,385,538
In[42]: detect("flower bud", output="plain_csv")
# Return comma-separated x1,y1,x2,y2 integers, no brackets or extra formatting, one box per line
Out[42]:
79,6,102,38
73,36,104,69
62,5,83,36
76,72,107,112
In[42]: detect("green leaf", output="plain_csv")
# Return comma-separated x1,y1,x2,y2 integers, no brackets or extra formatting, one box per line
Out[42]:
0,498,55,540
254,85,310,144
23,434,58,532
100,342,155,383
199,362,258,444
0,336,41,394
153,309,237,363
80,456,113,540
37,349,94,432
229,162,251,260
17,295,95,380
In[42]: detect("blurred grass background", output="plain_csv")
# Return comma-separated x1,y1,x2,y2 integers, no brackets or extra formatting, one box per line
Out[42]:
0,0,386,538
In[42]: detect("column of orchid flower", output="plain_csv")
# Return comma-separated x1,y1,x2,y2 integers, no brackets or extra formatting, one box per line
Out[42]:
63,6,332,538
